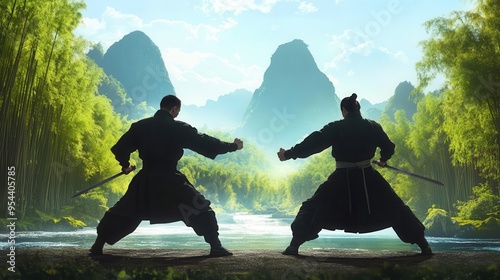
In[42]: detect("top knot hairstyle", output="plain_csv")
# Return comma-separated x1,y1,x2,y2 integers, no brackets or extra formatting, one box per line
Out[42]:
340,93,361,112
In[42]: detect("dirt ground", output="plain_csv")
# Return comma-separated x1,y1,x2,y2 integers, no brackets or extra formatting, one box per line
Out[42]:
11,247,500,278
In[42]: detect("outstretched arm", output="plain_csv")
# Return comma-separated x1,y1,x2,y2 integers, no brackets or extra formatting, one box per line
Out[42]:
277,126,332,161
181,123,243,159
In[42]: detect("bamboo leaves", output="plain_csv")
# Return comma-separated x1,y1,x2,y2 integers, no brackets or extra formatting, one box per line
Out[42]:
417,0,500,185
0,0,124,219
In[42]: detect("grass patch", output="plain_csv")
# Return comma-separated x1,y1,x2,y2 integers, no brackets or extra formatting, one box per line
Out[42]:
1,258,498,280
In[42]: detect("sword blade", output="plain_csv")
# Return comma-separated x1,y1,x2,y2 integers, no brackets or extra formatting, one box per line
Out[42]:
70,171,124,199
372,161,445,186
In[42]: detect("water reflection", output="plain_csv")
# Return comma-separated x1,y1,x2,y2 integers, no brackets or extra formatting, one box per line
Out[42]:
2,214,499,252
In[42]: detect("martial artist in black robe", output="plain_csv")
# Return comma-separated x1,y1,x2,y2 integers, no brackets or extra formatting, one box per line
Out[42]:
90,95,242,257
277,93,432,255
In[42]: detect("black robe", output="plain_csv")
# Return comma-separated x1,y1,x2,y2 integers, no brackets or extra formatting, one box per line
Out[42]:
108,109,237,224
285,112,424,237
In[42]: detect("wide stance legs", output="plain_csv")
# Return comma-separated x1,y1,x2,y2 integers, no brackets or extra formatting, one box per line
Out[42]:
90,211,232,257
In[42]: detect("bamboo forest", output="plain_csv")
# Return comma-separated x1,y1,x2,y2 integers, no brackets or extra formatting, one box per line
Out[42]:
1,0,499,241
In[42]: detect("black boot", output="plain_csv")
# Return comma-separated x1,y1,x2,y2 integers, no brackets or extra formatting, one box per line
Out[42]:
282,246,299,255
282,237,303,255
209,245,233,257
205,233,233,257
89,235,105,255
417,238,433,255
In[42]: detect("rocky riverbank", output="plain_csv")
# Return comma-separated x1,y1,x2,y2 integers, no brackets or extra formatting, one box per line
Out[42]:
3,247,500,279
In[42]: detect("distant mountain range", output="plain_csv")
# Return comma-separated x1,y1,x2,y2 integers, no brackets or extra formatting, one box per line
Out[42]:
179,89,253,130
87,31,421,151
359,99,387,121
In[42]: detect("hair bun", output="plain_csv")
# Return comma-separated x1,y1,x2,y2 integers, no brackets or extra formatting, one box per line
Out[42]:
340,93,361,112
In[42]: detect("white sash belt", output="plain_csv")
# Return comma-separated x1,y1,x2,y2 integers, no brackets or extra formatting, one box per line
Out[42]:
336,160,372,215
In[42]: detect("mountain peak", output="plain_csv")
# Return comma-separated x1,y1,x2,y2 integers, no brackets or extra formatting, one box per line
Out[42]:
241,39,340,152
101,30,175,109
270,39,316,69
384,81,423,121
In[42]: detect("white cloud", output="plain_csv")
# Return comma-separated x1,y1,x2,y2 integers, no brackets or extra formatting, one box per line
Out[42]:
200,0,279,15
75,7,147,50
297,2,318,14
104,7,144,29
325,29,375,69
78,17,106,36
378,47,408,62
163,48,212,74
151,18,234,41
164,48,262,82
162,47,263,104
221,18,238,30
76,7,238,51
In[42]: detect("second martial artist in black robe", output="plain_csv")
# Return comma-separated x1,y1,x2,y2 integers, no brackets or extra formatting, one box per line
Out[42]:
282,111,428,249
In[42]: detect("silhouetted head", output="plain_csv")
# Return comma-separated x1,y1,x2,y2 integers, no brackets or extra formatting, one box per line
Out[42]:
340,93,361,117
160,95,181,118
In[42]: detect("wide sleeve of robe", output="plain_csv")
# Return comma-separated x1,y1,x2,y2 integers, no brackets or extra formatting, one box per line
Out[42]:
284,123,335,160
372,121,395,162
177,122,238,159
110,123,141,168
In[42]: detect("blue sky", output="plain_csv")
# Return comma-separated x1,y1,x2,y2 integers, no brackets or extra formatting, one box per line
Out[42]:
76,0,473,106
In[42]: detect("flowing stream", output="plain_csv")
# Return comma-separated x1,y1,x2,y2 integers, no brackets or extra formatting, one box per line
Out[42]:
2,214,500,253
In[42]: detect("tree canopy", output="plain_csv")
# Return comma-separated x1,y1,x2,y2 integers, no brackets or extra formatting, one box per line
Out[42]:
416,0,500,185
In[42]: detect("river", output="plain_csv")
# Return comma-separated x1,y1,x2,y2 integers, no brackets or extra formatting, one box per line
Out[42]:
2,214,500,253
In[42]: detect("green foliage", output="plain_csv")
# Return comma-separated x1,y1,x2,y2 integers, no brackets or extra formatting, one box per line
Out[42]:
287,149,335,205
416,0,500,182
35,210,61,224
0,0,133,221
456,183,500,220
423,206,457,237
178,151,281,213
63,192,108,226
5,256,500,280
175,131,286,213
97,74,133,117
452,216,500,238
61,216,86,228
32,210,86,231
378,110,430,216
199,130,273,172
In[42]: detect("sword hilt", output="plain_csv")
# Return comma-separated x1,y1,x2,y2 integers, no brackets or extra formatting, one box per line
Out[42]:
371,160,386,167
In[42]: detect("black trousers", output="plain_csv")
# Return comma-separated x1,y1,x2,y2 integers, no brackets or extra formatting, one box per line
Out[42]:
289,198,427,246
96,210,220,245
289,169,427,247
